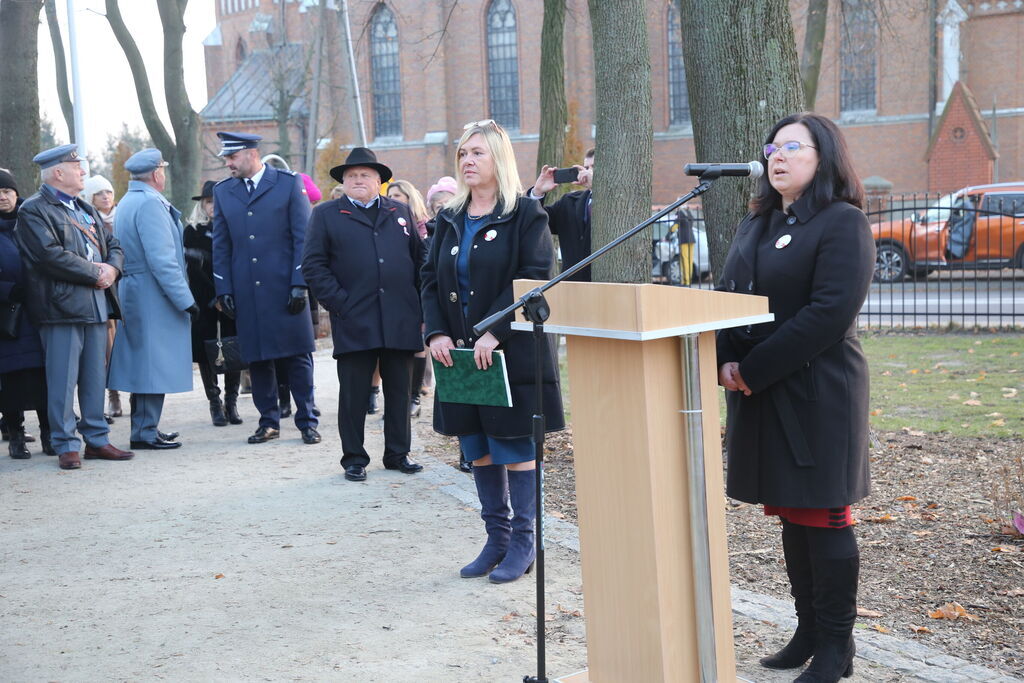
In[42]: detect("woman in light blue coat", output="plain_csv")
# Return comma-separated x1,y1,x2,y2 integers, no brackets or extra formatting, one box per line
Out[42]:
108,149,196,449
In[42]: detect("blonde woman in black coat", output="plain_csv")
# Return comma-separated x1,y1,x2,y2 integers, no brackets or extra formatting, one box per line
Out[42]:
422,120,563,584
717,112,874,683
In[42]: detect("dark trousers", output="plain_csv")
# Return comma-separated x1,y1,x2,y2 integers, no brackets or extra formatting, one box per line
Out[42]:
336,348,413,468
249,354,317,431
197,360,240,402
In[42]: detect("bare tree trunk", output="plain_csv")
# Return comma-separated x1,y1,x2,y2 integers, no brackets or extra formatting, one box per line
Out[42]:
105,0,200,210
677,0,804,277
587,0,652,284
536,0,567,176
800,0,829,110
44,0,75,143
303,0,328,173
0,0,44,191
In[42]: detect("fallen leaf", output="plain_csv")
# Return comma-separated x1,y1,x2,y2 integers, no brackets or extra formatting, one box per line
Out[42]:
920,456,934,465
501,612,519,622
963,399,982,406
991,419,1006,427
871,624,890,633
1002,388,1019,398
214,573,225,579
1000,588,1024,597
909,624,933,634
870,409,883,416
864,513,896,524
991,546,1018,553
896,495,918,502
927,602,979,621
857,607,883,618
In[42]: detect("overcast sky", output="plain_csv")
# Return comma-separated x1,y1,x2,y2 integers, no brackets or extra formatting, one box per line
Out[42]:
38,0,216,162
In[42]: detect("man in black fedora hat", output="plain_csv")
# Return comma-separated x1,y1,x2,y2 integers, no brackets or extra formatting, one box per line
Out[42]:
302,147,425,482
211,131,320,446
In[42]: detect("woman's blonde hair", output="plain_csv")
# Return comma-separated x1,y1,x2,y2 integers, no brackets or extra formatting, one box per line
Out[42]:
447,120,522,218
186,198,212,227
387,178,429,224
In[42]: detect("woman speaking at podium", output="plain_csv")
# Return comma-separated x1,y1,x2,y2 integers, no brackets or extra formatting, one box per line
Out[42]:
716,112,875,682
421,120,564,584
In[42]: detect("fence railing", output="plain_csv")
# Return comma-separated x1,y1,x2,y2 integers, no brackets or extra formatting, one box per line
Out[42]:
859,192,1024,329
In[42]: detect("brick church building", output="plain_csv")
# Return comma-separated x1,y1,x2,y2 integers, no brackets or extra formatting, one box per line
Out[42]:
199,0,1024,202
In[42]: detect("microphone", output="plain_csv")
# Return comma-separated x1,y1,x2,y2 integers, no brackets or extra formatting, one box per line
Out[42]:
683,161,764,179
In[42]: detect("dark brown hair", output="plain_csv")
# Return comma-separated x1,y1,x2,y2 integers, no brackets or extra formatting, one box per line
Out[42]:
750,112,864,216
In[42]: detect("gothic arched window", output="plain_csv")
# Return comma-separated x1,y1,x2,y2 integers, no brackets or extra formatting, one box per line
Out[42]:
840,0,877,112
667,3,690,126
486,0,520,130
370,3,402,138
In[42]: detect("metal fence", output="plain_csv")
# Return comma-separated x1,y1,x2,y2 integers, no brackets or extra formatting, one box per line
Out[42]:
859,192,1024,330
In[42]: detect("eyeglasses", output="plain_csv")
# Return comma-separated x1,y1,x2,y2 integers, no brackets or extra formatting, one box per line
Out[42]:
463,119,498,131
763,140,816,159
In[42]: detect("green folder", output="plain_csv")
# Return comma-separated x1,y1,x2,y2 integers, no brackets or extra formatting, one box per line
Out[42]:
432,349,513,408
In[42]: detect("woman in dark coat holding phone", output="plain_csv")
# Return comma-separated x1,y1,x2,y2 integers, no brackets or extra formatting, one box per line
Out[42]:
422,119,563,584
717,112,875,683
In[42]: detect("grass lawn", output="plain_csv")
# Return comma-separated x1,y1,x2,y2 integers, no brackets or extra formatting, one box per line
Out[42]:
558,331,1024,438
863,331,1024,437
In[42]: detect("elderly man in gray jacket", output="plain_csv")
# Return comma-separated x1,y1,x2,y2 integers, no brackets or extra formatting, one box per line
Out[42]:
14,144,134,470
108,149,198,450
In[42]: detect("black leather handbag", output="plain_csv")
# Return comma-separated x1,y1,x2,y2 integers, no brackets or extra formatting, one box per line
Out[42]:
204,335,247,374
0,302,22,340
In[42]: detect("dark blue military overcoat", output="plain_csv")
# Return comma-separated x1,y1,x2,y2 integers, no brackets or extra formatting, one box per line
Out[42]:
212,165,314,363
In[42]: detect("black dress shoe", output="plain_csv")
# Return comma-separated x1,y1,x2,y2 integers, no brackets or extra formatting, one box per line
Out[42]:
301,428,321,444
344,464,367,481
247,426,280,444
158,430,179,442
280,404,292,418
384,455,424,474
129,438,182,450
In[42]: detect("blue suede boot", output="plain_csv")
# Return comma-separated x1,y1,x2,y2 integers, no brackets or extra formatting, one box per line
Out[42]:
460,464,511,578
489,468,537,584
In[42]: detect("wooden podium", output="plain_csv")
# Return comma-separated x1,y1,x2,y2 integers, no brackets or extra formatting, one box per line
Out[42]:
511,280,772,683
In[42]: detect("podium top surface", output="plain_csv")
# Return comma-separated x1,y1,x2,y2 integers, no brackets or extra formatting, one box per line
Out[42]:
510,280,773,340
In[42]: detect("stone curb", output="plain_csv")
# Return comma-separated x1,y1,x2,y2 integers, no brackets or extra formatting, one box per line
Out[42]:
417,454,1021,683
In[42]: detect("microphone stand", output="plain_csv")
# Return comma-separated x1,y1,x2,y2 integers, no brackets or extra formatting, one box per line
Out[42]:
473,174,718,683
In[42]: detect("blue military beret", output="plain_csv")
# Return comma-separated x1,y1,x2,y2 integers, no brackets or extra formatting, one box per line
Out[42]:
124,148,169,174
33,144,80,169
217,131,262,157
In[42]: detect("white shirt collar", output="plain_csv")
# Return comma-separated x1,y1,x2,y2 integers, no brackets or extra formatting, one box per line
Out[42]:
348,194,379,209
247,163,267,189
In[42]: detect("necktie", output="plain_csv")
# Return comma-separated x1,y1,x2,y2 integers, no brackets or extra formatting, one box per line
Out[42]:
246,179,254,195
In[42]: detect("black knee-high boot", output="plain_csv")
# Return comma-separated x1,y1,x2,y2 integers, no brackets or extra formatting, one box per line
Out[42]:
224,371,243,425
796,527,859,683
761,520,816,669
198,361,227,426
409,356,426,417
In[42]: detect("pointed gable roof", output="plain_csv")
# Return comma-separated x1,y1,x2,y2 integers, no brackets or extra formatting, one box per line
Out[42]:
925,80,998,161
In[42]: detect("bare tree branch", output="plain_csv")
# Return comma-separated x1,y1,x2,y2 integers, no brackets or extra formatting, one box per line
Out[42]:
44,0,75,143
104,0,173,152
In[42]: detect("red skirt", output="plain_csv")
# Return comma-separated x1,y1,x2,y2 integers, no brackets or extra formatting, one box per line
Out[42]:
764,505,853,528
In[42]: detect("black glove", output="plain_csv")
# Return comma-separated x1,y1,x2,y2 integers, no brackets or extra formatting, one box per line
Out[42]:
7,283,25,303
186,303,200,323
287,286,308,315
218,294,236,320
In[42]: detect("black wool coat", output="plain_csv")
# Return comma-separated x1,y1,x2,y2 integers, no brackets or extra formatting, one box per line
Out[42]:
531,188,592,282
716,196,875,508
302,195,425,356
422,197,564,439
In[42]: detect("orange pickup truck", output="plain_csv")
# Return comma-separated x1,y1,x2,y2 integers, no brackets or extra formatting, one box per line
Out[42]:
871,182,1024,283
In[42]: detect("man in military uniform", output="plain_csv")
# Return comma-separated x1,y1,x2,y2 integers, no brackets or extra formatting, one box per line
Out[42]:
108,148,198,450
211,132,320,445
13,144,134,470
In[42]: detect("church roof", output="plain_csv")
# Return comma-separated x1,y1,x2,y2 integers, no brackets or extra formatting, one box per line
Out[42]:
200,44,308,123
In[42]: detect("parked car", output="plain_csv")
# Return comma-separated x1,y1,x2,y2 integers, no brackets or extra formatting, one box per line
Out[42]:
871,182,1024,283
650,207,711,285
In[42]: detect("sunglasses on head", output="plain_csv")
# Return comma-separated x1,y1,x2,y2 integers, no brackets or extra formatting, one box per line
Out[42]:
463,119,500,131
